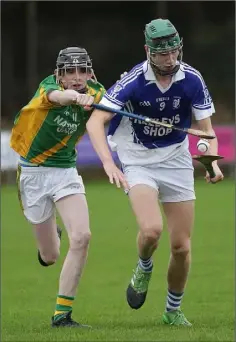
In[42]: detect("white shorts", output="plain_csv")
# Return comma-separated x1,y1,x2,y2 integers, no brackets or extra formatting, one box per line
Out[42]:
17,166,85,224
122,150,196,202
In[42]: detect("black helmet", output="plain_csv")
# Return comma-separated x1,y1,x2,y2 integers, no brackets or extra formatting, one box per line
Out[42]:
55,46,97,92
56,46,92,70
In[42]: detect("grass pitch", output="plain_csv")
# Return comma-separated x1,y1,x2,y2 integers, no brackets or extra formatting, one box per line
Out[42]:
1,179,234,341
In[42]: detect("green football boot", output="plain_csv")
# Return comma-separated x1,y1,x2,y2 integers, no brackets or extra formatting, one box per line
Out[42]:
162,309,192,326
126,264,152,309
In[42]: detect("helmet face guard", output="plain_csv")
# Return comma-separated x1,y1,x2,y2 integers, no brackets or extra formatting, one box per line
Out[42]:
56,47,96,92
144,19,183,76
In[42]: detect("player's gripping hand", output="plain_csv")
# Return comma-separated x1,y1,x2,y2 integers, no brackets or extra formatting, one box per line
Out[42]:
73,93,94,110
205,163,224,184
103,160,129,191
57,90,94,109
116,71,128,82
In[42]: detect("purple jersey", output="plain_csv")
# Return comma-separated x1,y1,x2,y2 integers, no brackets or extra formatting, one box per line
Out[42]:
101,61,214,149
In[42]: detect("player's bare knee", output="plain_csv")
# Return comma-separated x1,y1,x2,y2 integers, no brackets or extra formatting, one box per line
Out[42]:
141,223,162,245
69,230,91,250
171,242,191,258
40,250,60,265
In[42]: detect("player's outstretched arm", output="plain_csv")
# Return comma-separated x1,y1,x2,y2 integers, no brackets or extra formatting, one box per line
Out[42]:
197,117,224,183
86,109,129,191
48,89,94,107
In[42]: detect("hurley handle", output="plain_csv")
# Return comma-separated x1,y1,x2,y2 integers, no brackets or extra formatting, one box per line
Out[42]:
206,165,216,179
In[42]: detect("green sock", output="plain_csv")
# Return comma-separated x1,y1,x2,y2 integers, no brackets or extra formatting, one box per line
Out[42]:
53,295,75,321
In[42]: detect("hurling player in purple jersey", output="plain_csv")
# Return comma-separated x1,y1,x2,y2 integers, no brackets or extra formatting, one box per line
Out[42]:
86,19,223,326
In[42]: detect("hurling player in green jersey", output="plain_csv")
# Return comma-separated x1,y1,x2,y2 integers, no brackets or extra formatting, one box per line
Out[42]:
10,46,105,327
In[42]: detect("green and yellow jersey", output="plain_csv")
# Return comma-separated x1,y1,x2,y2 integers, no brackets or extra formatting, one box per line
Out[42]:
10,75,105,168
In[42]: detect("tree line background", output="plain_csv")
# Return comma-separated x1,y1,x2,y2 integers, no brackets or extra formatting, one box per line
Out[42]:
2,1,235,126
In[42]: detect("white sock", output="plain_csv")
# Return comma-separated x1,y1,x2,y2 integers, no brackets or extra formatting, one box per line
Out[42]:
166,289,184,312
138,257,153,272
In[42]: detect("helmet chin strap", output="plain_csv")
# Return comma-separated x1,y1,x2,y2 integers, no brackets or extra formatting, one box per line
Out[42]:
76,87,87,94
150,61,180,77
75,69,98,93
147,50,181,77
